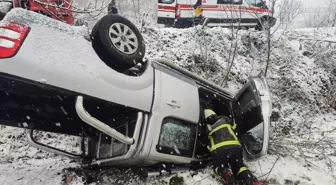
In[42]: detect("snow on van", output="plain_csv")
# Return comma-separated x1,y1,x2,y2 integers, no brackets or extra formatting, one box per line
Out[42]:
157,0,276,30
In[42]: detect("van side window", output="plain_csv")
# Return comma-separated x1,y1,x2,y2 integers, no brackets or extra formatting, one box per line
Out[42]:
156,117,197,157
158,0,175,4
217,0,233,4
245,0,265,7
232,0,243,4
217,0,243,4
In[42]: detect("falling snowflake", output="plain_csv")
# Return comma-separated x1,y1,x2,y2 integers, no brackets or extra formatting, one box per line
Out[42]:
23,122,28,127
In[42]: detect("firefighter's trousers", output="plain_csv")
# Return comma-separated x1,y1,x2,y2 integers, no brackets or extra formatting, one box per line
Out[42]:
211,147,258,185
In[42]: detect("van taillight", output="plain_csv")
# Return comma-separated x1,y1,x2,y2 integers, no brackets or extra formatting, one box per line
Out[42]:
175,4,181,19
0,23,30,59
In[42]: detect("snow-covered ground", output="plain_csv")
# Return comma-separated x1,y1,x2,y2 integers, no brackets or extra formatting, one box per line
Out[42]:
1,5,336,185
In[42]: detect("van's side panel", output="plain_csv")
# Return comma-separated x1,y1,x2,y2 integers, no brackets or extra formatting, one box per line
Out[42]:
139,67,200,164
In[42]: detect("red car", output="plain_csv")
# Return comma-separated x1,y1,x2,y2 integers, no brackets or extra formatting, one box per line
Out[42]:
1,0,75,24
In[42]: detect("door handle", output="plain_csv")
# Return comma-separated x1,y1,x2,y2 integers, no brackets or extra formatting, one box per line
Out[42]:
166,100,181,108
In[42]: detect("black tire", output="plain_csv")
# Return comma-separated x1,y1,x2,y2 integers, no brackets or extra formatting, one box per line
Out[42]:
255,16,275,31
91,20,132,72
94,14,145,70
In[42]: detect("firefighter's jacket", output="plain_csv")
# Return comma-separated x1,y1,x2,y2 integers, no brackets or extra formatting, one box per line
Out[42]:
194,0,203,17
208,116,241,152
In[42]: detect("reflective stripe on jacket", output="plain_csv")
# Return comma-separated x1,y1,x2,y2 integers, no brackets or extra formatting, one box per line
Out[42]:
208,119,240,152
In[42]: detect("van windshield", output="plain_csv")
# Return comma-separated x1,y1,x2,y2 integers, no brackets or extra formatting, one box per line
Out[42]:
245,0,265,7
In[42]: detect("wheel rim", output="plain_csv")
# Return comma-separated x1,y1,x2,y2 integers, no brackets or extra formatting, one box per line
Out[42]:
108,23,139,55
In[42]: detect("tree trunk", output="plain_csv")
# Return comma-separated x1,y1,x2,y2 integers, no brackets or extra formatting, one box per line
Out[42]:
265,28,271,77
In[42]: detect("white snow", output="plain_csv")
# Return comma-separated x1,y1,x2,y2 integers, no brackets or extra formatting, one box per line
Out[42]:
38,79,47,84
22,122,28,128
2,8,89,37
249,155,336,185
0,4,336,185
0,2,11,13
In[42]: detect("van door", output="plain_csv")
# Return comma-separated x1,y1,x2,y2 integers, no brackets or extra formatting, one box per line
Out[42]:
157,0,177,25
232,76,271,159
142,66,200,164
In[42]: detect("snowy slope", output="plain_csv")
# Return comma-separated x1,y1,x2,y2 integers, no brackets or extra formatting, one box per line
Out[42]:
1,5,336,185
141,26,336,185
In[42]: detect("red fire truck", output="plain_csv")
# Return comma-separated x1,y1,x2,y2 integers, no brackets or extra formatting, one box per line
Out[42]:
1,0,75,24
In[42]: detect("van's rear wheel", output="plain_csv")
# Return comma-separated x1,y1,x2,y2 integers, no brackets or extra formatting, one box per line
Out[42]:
255,16,275,31
91,14,146,72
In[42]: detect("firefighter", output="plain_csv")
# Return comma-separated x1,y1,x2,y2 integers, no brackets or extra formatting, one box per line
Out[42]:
108,0,118,14
204,108,266,185
193,0,203,25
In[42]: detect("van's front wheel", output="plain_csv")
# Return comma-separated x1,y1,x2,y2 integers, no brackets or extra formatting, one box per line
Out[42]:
91,14,146,72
